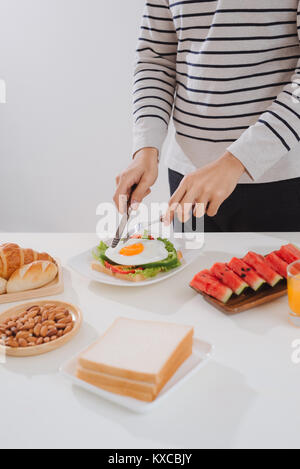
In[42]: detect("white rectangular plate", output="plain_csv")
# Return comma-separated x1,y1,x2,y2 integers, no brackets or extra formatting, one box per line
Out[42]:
67,238,203,287
60,338,213,414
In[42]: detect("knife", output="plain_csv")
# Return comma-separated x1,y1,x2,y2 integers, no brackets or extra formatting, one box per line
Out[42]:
111,185,137,248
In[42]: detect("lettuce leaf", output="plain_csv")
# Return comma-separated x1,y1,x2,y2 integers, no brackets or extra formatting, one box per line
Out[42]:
139,237,180,269
133,266,162,279
92,241,109,266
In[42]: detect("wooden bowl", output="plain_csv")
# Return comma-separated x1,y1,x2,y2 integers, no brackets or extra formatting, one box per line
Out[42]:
0,300,82,357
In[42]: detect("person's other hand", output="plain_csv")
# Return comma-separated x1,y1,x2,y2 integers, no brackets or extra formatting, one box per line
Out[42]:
113,147,159,213
164,151,245,224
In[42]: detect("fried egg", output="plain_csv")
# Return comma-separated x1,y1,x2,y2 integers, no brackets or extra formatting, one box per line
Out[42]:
105,238,169,266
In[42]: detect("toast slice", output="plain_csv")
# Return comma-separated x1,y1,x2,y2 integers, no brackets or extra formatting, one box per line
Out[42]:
77,341,192,402
91,260,146,282
78,318,194,383
77,317,194,402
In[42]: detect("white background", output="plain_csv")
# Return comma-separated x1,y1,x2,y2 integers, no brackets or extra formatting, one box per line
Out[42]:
0,0,169,232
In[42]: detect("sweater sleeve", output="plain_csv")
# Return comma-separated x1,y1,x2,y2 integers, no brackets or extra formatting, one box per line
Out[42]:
228,2,300,181
132,0,177,158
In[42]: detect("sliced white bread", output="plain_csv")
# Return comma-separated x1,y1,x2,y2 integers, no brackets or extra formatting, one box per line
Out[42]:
6,261,58,293
77,341,192,402
91,261,146,282
78,318,194,385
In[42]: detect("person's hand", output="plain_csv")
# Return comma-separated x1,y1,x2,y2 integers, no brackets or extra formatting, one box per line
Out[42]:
113,147,159,213
164,151,245,224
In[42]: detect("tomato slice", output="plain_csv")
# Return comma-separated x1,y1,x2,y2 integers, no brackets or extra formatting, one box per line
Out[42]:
130,234,154,240
104,261,138,275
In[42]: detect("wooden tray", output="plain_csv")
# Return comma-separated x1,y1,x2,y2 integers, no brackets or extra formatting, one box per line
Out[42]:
191,280,288,315
0,300,82,357
0,259,64,305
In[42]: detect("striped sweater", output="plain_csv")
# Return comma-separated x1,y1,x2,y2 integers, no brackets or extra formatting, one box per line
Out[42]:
133,0,300,183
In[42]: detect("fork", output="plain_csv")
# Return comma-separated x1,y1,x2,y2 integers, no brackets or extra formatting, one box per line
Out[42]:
122,215,164,243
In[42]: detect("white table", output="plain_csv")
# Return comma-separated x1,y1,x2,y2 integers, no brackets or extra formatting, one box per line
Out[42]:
0,232,300,449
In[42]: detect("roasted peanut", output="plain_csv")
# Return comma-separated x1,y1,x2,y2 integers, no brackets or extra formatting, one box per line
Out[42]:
27,336,37,344
47,328,57,338
16,331,30,340
7,321,16,328
33,323,42,337
23,321,32,330
18,338,28,347
42,311,48,322
54,307,67,315
42,320,55,327
48,312,56,321
27,310,39,319
6,338,18,347
64,325,73,335
56,323,66,329
55,313,66,321
57,318,67,324
40,325,48,338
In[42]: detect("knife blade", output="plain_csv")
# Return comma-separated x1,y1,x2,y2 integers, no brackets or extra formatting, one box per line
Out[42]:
111,208,132,248
111,184,137,248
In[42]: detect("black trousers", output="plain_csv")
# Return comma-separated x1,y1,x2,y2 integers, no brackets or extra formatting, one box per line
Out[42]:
168,168,300,232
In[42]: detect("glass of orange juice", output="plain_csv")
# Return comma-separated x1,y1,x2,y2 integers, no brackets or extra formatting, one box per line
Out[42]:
287,260,300,326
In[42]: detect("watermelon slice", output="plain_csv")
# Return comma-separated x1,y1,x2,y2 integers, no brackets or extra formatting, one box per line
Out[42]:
265,252,288,279
283,244,300,261
190,270,233,304
211,263,248,295
227,257,265,291
243,251,282,287
276,245,299,264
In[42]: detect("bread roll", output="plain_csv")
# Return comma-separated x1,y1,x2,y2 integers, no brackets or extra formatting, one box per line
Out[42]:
0,243,55,280
0,277,7,295
6,261,58,293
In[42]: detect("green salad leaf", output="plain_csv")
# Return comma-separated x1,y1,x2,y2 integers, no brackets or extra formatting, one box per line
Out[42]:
92,241,110,266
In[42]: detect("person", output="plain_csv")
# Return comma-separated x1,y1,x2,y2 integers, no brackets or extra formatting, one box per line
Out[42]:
114,0,300,232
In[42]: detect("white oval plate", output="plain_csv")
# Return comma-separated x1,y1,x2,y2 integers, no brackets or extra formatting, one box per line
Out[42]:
67,238,203,287
60,338,213,414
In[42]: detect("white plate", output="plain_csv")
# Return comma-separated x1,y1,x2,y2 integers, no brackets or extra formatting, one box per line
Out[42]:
60,338,213,414
67,238,203,287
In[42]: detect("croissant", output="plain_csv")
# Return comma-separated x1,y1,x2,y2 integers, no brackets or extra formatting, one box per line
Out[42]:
0,243,55,280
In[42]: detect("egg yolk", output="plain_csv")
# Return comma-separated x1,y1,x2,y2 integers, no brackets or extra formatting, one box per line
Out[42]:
119,243,144,257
